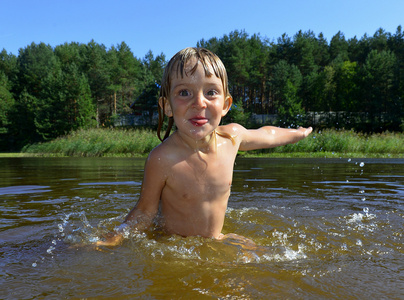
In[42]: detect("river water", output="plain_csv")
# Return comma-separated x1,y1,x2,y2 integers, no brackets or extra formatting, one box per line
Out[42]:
0,157,403,299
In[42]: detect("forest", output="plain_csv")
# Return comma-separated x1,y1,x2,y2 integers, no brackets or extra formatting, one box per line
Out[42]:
0,26,403,151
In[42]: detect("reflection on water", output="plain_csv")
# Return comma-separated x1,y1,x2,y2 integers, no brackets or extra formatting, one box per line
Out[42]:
0,157,403,299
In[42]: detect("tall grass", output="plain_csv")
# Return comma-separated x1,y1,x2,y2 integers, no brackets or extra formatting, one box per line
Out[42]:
244,129,404,157
22,128,403,157
22,128,160,157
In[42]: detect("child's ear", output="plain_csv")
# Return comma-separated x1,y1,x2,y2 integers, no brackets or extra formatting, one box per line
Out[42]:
221,96,233,117
158,97,173,117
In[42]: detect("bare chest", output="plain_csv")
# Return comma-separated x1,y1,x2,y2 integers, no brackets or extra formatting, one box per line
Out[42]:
166,151,235,197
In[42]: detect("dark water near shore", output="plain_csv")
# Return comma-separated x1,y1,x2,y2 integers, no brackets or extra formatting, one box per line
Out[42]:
0,157,403,299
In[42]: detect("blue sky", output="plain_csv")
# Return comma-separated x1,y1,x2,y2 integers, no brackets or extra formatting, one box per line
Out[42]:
1,0,402,60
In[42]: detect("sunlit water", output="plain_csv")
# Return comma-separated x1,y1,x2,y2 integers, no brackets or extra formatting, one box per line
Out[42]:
0,157,403,299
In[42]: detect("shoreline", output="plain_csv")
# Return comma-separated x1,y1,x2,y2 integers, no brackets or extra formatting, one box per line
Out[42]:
1,152,402,159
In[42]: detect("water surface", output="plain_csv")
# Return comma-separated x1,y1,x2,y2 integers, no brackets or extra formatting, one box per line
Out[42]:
0,157,403,299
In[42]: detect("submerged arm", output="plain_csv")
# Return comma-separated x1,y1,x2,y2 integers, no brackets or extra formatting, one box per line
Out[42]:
96,148,166,246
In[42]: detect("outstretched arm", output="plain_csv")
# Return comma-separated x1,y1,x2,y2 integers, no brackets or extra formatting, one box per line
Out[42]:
96,148,166,246
238,125,312,151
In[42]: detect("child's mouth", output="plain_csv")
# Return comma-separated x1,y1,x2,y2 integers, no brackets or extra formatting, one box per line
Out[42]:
190,117,208,126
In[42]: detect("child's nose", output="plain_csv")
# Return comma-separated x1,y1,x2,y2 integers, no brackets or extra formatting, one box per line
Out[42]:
193,92,207,108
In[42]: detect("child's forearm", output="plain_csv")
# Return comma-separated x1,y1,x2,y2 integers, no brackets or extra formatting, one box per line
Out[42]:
124,206,155,232
258,126,312,147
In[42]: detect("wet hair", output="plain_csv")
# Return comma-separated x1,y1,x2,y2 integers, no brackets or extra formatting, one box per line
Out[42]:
157,47,233,142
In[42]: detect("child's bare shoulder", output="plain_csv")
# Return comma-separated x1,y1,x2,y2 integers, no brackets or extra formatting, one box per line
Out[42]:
218,123,246,133
218,123,248,142
147,135,181,166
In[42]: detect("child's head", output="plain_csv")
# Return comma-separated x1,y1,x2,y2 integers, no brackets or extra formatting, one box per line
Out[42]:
157,47,231,141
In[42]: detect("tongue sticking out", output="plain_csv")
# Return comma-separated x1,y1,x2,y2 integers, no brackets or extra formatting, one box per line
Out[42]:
190,118,208,126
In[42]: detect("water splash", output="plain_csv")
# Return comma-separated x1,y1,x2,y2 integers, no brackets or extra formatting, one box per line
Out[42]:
59,211,104,245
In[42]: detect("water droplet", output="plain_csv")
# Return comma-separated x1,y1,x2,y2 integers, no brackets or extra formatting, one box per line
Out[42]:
348,158,351,162
89,237,99,243
32,262,37,267
361,197,366,201
363,207,369,214
359,190,365,194
359,162,365,167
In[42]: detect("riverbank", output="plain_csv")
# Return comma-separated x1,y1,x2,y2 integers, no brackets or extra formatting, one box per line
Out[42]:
4,152,402,158
11,128,404,158
0,153,26,157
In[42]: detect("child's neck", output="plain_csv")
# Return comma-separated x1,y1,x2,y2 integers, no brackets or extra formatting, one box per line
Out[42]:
175,130,217,153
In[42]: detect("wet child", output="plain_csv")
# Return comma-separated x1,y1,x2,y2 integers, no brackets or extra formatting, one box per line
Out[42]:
97,47,312,246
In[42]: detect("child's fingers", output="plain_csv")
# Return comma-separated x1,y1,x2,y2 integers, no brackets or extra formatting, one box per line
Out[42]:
305,127,313,136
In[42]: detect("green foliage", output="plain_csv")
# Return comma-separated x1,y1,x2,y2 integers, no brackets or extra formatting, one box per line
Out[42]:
0,72,14,132
0,71,15,150
223,99,250,126
276,80,304,127
22,128,160,157
134,82,159,124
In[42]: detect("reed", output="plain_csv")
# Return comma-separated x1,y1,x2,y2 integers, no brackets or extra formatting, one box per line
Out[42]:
22,128,160,157
21,128,403,157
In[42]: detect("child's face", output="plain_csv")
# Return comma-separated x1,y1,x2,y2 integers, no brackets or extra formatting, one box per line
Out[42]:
164,58,231,142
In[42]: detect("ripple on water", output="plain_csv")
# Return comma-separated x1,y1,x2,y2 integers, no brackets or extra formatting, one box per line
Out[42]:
0,185,52,195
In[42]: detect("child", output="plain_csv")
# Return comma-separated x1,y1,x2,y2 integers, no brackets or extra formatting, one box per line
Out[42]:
97,47,312,246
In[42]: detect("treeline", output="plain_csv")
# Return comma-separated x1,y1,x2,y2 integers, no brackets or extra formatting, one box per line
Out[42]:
198,28,404,131
0,41,165,150
1,27,404,151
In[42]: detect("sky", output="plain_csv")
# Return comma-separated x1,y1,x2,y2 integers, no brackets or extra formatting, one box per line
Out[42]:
1,0,403,60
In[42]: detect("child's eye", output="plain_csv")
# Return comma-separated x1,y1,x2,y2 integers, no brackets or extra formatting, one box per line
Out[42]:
179,90,190,97
206,90,218,96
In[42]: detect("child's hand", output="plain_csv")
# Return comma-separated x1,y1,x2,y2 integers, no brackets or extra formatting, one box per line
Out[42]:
95,231,124,246
298,126,313,138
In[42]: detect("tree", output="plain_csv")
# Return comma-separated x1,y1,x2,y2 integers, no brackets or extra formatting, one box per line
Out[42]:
9,43,60,146
333,59,358,111
0,71,15,149
292,30,318,76
329,31,349,61
143,50,165,83
277,80,304,127
315,33,330,67
361,50,398,130
80,40,110,126
134,82,159,125
0,49,17,86
270,60,303,126
131,51,166,126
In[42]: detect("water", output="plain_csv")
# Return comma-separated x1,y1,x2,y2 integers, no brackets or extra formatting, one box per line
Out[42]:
0,157,403,299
